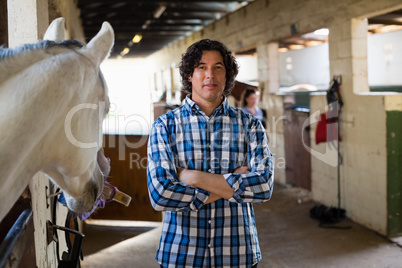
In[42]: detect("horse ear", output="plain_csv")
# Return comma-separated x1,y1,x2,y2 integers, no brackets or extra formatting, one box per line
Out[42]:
83,22,115,65
44,17,66,41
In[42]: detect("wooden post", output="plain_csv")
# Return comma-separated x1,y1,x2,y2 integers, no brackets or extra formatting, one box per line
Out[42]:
7,0,48,47
6,1,60,267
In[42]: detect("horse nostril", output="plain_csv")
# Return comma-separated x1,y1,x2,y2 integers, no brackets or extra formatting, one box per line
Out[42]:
94,187,98,202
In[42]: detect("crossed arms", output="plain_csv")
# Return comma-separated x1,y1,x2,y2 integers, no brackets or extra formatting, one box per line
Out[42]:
147,119,274,212
177,166,250,204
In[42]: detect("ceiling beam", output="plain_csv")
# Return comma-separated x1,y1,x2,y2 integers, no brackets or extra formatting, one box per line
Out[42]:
76,0,256,57
368,18,402,26
78,0,253,3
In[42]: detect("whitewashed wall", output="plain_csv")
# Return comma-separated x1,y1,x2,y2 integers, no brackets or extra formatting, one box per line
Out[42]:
368,30,402,86
279,43,330,89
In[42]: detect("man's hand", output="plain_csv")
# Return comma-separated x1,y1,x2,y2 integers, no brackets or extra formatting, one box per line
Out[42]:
177,168,193,185
177,165,251,188
234,165,250,174
176,168,234,200
177,168,222,204
175,165,251,202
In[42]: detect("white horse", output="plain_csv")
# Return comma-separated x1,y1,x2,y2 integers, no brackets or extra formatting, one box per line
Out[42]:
0,18,114,221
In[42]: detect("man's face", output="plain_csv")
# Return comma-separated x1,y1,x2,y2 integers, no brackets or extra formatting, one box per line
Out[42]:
189,50,226,105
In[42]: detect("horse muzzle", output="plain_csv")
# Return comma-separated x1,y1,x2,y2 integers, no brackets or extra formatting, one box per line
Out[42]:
64,178,102,213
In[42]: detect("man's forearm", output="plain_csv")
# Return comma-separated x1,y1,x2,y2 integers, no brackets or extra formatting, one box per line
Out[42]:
204,193,222,204
179,169,234,200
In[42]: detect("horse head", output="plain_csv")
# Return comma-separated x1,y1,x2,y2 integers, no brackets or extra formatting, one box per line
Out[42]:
0,18,115,221
40,18,114,213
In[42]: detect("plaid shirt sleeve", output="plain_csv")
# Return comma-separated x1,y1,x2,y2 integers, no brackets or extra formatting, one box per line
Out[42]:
147,119,210,212
224,119,274,203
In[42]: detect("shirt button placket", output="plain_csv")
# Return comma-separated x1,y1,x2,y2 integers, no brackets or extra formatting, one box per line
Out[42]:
208,217,214,255
208,119,214,174
207,118,214,258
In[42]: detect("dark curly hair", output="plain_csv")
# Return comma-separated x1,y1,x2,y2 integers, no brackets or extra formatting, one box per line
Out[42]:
179,39,239,96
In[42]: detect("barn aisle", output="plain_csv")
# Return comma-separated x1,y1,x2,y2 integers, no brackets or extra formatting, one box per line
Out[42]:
81,220,162,268
81,184,402,268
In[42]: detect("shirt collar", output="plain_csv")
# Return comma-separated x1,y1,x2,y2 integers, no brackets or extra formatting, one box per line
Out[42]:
184,94,229,116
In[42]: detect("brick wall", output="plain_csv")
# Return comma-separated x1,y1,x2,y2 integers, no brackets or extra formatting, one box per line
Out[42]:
146,0,402,236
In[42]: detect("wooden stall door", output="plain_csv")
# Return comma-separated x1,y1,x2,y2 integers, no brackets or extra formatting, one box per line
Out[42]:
283,109,311,190
92,135,161,221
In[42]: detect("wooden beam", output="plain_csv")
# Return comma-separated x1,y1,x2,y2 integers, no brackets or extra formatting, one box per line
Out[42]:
0,0,7,47
78,0,248,3
368,18,402,26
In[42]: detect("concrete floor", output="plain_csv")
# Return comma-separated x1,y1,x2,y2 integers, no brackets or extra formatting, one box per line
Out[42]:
81,185,402,268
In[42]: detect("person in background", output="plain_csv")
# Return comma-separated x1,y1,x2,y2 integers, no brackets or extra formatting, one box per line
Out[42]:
242,88,266,128
147,39,274,268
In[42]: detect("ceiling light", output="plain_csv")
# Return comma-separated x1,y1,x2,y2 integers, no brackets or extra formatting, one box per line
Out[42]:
314,28,329,36
278,47,288,53
288,44,304,50
120,48,130,56
305,40,323,47
132,35,142,43
141,20,152,30
106,12,116,18
372,25,402,33
153,3,167,19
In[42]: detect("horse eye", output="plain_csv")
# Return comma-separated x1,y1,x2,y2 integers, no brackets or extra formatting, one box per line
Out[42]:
104,101,110,114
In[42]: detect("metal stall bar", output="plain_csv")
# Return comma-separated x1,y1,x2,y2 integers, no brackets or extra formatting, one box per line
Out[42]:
0,209,33,268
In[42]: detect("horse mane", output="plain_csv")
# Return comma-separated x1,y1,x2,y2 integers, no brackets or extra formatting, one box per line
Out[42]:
0,38,108,111
0,40,88,87
0,39,84,60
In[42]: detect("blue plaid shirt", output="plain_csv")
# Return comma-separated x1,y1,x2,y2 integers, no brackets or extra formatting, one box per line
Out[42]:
147,96,274,268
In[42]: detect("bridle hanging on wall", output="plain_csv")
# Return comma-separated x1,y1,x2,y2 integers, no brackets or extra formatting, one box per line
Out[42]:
47,188,84,268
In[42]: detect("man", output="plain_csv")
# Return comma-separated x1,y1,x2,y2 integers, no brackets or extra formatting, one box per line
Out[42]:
147,39,274,268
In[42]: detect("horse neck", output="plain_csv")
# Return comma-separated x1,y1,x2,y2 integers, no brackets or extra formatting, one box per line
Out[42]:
0,47,102,221
0,138,45,221
0,48,91,179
